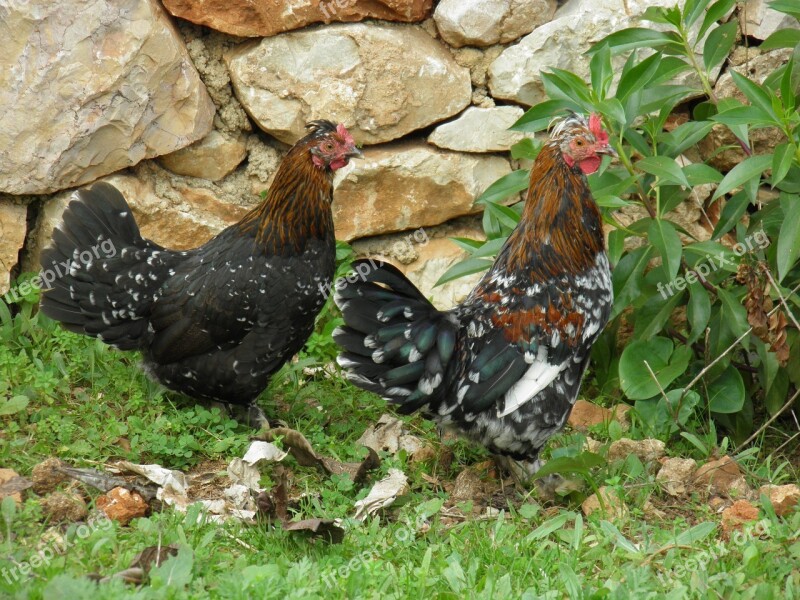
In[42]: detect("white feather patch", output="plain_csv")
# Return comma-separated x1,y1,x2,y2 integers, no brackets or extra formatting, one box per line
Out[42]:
497,347,566,418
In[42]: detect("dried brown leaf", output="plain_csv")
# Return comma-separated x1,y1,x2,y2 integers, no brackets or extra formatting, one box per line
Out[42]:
129,544,179,573
283,519,344,544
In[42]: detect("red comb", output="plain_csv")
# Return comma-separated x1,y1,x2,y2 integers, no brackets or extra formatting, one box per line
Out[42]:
589,113,608,145
336,123,355,146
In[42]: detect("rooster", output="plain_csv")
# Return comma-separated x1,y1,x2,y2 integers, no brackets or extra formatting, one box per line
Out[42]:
40,120,361,423
334,113,614,480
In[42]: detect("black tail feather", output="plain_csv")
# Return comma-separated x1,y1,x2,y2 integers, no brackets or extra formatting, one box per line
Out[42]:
39,182,171,350
333,260,457,412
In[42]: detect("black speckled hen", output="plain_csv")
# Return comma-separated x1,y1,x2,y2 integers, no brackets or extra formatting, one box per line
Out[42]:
40,120,360,421
333,113,614,479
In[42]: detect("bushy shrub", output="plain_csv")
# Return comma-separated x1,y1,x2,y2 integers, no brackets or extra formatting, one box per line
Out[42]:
441,0,800,442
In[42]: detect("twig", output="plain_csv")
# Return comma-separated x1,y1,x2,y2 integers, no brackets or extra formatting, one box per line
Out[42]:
643,360,671,403
772,429,800,457
733,388,800,454
680,328,752,399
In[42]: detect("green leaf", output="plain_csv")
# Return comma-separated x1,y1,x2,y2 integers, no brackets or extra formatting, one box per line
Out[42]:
526,513,571,541
707,365,745,413
475,169,529,205
660,120,715,156
648,219,683,279
634,292,686,340
772,143,795,186
712,105,776,127
591,28,679,55
607,229,627,265
0,395,29,416
637,156,691,188
484,201,521,230
683,0,712,28
600,521,642,554
619,337,691,400
512,100,579,132
730,71,779,120
533,453,605,479
768,0,800,19
683,163,723,186
712,154,772,200
590,44,613,98
450,237,484,252
470,237,508,259
611,246,654,319
780,54,798,111
684,241,738,270
656,389,701,434
435,257,493,286
698,0,737,39
674,522,718,545
149,546,194,589
718,288,750,336
703,20,739,72
510,138,541,160
542,69,593,105
761,28,800,50
1,496,16,524
777,193,800,281
688,281,712,344
712,191,750,239
617,52,663,101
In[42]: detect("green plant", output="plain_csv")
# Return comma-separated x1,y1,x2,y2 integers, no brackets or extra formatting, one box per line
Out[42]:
440,0,800,443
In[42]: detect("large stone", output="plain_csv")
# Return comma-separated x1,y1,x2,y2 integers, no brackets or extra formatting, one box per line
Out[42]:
428,106,528,153
225,24,472,145
0,0,215,196
0,201,27,296
158,130,248,181
741,0,799,40
332,141,512,241
163,0,433,37
434,0,556,47
489,0,692,106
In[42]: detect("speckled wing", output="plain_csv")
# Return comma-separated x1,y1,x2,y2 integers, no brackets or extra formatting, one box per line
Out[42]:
455,273,588,419
146,231,281,364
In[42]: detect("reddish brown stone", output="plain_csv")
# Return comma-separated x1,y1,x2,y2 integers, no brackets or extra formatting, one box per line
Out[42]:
567,400,612,430
693,456,749,497
721,499,759,538
96,487,149,526
162,0,433,37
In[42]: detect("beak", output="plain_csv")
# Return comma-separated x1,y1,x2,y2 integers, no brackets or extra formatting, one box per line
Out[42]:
345,144,363,160
599,143,617,158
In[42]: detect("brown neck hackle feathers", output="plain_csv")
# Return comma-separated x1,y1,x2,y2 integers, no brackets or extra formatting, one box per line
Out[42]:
504,142,605,279
237,125,337,255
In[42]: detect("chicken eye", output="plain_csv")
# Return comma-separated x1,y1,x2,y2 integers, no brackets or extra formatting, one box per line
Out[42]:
575,139,584,147
322,141,335,152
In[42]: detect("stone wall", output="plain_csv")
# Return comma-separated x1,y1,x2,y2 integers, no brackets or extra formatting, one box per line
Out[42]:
0,0,794,306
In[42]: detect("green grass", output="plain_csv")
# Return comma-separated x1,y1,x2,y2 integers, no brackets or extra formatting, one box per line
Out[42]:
1,293,799,599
